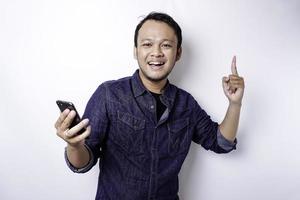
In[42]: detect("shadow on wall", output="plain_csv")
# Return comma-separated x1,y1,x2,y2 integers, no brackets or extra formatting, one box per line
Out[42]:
171,39,250,199
169,40,207,198
169,40,194,86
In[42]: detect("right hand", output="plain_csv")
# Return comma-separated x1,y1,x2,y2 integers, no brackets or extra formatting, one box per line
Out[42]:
54,109,91,148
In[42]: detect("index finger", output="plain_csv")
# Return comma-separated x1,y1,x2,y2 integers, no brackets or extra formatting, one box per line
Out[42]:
54,109,70,129
231,55,238,75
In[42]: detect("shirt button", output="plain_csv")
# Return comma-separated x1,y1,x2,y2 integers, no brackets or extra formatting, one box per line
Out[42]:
150,105,154,109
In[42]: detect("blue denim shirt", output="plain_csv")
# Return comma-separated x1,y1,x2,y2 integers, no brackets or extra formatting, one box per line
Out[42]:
65,70,237,200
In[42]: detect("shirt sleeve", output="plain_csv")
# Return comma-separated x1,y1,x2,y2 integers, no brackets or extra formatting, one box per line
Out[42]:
217,128,237,152
64,144,95,173
192,101,237,154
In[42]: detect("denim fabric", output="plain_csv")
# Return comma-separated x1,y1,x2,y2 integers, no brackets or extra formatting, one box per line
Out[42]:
65,69,237,200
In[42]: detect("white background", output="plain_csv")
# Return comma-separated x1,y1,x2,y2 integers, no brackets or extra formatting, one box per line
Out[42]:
1,0,300,199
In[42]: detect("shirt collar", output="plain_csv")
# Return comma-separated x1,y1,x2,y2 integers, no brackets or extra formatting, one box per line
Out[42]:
131,69,177,108
132,69,147,98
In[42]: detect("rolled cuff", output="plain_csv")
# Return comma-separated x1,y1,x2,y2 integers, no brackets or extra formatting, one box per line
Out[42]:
217,129,237,151
64,144,95,173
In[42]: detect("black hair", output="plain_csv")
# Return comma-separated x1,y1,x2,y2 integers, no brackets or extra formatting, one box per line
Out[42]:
134,12,182,49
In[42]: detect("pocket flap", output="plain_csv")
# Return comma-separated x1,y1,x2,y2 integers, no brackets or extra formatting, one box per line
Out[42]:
168,118,189,133
117,110,145,130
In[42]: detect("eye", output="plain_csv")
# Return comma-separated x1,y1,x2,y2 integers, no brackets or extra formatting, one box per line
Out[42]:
162,43,172,48
142,42,152,47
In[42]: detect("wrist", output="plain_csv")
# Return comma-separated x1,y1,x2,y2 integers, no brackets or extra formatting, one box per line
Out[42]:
229,101,242,108
67,142,85,151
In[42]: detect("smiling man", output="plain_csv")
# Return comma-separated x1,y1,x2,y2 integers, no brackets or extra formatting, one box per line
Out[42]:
135,19,181,89
55,12,245,200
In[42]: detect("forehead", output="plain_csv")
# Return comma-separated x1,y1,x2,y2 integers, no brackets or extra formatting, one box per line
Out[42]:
138,20,177,42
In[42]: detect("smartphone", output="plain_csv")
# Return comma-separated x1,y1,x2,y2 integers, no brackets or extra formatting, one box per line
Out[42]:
56,100,86,135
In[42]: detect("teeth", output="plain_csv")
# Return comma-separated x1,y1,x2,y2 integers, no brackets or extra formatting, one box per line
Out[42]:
148,61,164,65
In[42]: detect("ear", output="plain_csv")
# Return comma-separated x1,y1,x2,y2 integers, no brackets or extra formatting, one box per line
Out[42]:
176,47,182,61
134,46,137,60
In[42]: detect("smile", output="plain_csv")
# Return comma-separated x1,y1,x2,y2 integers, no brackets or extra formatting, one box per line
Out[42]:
147,61,165,67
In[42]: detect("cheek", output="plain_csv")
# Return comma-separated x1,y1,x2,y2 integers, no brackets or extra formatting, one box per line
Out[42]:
137,54,148,65
137,49,149,59
166,51,178,61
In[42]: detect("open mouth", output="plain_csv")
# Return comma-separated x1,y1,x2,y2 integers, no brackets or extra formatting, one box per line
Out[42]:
147,61,165,67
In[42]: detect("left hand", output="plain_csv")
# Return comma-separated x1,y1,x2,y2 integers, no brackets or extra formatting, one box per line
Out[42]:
222,56,245,104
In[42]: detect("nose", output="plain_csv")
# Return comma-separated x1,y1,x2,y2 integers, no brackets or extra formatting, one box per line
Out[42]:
151,45,164,57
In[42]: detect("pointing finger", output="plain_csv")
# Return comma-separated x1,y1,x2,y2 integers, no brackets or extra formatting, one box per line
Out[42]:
231,55,238,75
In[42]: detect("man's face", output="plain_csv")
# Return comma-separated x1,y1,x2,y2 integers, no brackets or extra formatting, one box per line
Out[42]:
134,20,181,83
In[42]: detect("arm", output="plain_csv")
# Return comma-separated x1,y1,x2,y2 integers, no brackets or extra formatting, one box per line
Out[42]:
219,56,245,142
219,103,241,142
66,143,90,169
55,109,91,168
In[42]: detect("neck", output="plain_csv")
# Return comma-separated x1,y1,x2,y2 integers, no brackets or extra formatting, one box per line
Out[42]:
139,72,167,94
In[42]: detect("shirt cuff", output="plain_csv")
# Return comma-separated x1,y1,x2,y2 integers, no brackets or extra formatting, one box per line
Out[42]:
64,144,95,173
217,129,237,151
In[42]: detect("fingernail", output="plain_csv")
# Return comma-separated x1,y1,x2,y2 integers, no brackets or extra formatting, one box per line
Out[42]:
64,109,70,114
70,110,76,116
82,119,89,125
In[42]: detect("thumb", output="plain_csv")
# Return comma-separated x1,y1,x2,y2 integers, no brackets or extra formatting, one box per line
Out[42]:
222,76,229,90
222,76,229,83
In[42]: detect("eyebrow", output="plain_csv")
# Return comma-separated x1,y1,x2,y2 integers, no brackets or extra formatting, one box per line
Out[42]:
140,38,176,43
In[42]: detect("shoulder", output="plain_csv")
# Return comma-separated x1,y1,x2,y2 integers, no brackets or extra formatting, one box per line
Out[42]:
173,84,199,108
101,75,131,87
93,75,133,103
176,86,192,97
95,75,132,92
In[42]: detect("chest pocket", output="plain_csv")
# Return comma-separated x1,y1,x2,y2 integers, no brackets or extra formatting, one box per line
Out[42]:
167,118,189,156
113,110,145,154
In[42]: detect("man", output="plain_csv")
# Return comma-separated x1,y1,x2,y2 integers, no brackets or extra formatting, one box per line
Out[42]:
55,12,244,200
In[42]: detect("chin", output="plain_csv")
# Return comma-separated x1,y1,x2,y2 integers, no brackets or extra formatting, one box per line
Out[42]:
146,72,170,82
139,66,172,82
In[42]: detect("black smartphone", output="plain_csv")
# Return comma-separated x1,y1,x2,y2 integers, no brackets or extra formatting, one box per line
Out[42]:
56,100,86,135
